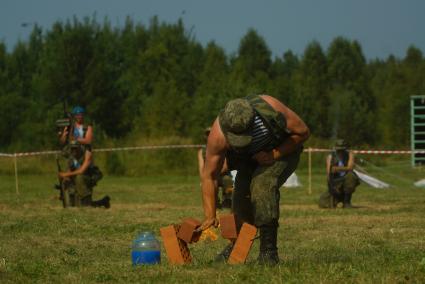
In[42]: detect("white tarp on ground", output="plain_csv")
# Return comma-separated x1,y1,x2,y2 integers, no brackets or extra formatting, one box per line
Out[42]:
283,173,301,188
413,179,425,187
354,169,390,189
230,170,237,182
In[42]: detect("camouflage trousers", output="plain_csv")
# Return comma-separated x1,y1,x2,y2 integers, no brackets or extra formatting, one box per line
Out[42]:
331,171,360,195
319,171,360,208
231,148,302,228
218,174,233,199
71,174,93,199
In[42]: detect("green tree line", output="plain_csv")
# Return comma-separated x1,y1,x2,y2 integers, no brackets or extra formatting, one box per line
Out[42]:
0,16,424,152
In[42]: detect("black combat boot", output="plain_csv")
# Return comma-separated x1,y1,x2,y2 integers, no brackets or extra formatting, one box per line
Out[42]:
257,222,279,265
214,242,234,263
91,195,111,209
343,193,353,208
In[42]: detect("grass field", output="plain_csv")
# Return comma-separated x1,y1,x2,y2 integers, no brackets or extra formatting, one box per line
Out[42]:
1,160,425,283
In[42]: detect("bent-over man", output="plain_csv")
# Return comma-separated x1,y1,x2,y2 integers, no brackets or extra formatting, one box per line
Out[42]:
198,94,309,265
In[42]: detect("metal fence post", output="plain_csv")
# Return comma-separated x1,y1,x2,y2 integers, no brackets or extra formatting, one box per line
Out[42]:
308,148,312,195
14,154,19,195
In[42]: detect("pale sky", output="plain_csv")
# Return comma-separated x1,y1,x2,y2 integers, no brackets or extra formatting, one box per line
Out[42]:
1,0,424,59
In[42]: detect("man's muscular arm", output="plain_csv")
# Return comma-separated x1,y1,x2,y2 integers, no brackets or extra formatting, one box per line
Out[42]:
197,119,228,231
252,95,310,165
59,150,92,178
331,152,355,173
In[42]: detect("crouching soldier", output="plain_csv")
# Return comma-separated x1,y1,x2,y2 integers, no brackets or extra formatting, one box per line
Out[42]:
58,141,110,208
319,139,360,208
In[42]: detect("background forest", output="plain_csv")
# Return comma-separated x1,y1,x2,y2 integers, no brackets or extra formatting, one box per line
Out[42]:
1,16,424,152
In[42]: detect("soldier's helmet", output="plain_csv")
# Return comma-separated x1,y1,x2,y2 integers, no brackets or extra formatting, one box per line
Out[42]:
219,98,255,148
72,106,85,115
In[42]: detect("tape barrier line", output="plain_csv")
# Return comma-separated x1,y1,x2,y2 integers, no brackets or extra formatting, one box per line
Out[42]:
93,144,204,153
13,150,61,157
1,145,425,157
352,150,425,154
307,148,425,154
0,153,14,157
0,145,204,157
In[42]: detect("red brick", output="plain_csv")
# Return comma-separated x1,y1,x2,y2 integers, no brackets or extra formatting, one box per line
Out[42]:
160,225,192,264
177,218,202,243
219,214,238,240
228,223,257,264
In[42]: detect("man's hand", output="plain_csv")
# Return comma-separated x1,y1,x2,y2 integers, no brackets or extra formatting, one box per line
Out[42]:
58,172,70,179
196,217,219,232
331,166,348,173
252,151,275,166
61,127,69,137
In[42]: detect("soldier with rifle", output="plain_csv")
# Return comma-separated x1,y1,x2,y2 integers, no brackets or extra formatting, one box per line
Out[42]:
55,104,108,208
58,140,109,208
59,106,93,146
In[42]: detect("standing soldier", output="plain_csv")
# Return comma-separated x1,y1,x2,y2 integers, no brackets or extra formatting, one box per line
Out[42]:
197,94,309,265
59,106,93,145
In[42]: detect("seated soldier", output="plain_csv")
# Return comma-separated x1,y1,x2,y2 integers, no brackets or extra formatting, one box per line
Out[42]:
58,141,110,208
320,139,360,208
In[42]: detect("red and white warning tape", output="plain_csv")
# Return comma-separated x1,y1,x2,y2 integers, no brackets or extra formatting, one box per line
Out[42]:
352,150,425,154
306,148,425,154
12,150,61,157
93,144,204,153
0,153,14,157
0,145,204,157
0,145,424,157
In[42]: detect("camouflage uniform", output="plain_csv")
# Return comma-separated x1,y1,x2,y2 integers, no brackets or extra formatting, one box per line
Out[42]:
319,144,360,208
217,95,305,265
229,147,301,227
66,144,106,207
220,95,301,228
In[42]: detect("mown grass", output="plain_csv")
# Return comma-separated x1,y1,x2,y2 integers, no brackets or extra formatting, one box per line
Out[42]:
0,159,425,283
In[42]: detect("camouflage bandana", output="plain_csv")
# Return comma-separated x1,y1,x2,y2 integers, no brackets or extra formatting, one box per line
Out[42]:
219,98,255,148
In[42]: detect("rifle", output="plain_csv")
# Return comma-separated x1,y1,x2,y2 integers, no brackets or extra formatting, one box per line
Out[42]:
56,100,74,144
54,98,74,208
56,155,70,208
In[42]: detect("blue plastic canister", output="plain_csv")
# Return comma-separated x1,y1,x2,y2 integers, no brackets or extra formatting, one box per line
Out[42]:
131,231,161,265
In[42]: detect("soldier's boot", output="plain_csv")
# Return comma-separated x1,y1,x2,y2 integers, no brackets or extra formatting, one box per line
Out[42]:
214,242,234,263
91,195,111,209
343,193,353,208
257,222,279,265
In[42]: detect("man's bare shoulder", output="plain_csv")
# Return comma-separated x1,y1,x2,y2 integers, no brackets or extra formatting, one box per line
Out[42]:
259,95,289,113
207,118,229,155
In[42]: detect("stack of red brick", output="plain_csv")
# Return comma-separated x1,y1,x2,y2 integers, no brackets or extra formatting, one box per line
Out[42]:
160,214,257,265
